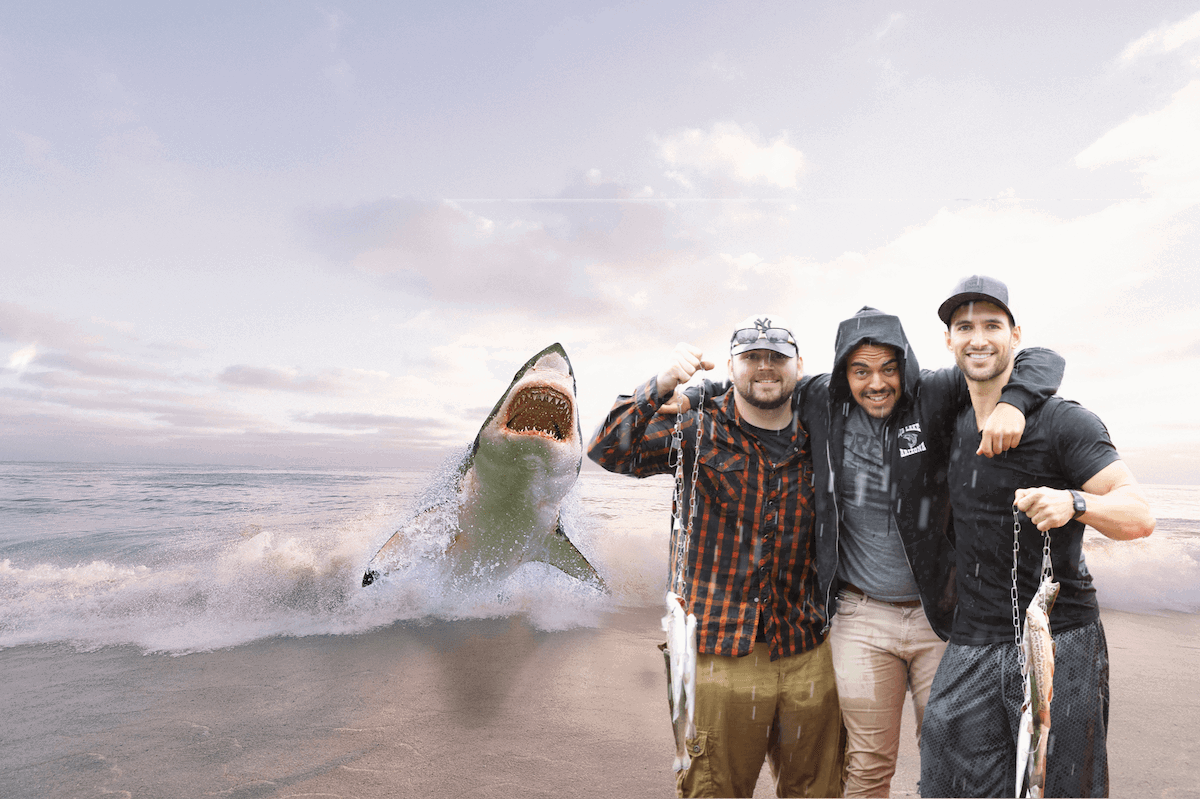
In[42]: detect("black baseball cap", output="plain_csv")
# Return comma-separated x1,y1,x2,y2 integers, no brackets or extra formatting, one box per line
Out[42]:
937,275,1015,326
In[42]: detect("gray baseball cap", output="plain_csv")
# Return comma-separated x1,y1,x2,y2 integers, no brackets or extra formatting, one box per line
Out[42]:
729,314,798,357
937,275,1015,326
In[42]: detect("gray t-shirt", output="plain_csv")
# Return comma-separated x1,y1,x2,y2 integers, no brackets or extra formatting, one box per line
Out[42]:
836,406,921,602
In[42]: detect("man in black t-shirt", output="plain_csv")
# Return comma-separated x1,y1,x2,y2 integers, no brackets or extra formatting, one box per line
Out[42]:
919,276,1156,798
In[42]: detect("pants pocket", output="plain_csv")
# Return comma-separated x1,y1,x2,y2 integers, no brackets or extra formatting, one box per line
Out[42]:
676,730,717,797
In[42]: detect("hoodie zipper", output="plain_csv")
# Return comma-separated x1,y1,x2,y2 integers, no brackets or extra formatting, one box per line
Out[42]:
823,400,922,633
822,401,848,634
882,411,922,613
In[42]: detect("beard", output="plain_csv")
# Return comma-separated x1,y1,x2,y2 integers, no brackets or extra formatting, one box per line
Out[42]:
734,372,796,410
957,349,1013,382
730,353,798,412
741,390,792,410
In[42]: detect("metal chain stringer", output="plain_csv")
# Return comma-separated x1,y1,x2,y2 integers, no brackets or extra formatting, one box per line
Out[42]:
1011,504,1024,671
1011,502,1055,673
663,383,706,773
669,385,704,601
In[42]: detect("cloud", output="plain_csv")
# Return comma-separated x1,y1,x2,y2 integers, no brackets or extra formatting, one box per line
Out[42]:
0,409,456,468
653,122,805,190
874,12,905,41
12,131,71,178
8,344,37,372
296,191,699,313
297,199,596,311
703,53,744,82
35,352,183,383
1119,9,1200,64
90,316,137,335
0,302,105,351
1,382,257,430
1076,79,1200,198
218,365,388,395
294,411,448,432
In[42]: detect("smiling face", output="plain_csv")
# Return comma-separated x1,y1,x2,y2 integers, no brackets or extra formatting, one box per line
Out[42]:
845,343,902,419
729,349,799,410
945,300,1022,384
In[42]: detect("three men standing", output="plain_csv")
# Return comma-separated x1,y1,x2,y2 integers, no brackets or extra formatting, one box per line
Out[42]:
668,305,1062,797
589,276,1152,798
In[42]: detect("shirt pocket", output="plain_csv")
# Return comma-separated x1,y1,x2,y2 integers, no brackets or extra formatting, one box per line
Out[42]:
696,449,752,521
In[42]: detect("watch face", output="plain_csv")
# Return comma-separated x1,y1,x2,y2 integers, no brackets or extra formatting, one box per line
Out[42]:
1071,490,1086,519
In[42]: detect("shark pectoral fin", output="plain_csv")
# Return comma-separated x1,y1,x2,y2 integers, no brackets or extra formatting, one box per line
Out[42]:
533,524,605,589
362,501,461,586
361,530,404,587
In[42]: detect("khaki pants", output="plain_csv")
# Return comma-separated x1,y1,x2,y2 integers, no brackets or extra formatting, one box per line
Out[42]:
678,639,846,798
829,590,947,798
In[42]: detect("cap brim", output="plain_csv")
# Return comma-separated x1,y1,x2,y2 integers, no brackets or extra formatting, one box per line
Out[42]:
938,292,1014,325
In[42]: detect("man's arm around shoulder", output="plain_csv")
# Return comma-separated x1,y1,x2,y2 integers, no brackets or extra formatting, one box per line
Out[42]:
915,347,1065,459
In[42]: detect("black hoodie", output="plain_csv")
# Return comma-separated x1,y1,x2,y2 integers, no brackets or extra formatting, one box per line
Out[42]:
690,307,1064,640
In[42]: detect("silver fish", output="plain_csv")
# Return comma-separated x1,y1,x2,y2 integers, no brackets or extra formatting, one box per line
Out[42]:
661,591,698,772
1016,577,1059,798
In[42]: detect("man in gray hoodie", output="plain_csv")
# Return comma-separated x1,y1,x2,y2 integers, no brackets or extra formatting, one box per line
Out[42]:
678,307,1064,796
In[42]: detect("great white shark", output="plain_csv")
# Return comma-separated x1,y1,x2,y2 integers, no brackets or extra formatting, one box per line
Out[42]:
362,343,604,589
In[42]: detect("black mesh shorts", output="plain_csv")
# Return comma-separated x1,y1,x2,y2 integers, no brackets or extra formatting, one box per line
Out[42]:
918,620,1109,797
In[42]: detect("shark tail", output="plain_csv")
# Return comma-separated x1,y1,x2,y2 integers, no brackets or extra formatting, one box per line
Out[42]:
529,521,605,588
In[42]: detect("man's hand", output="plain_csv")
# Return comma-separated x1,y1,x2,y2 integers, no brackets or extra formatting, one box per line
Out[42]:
1014,487,1074,532
656,343,714,402
658,389,692,415
978,402,1026,457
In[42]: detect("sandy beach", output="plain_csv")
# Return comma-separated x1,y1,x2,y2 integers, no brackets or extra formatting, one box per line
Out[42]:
2,606,1196,798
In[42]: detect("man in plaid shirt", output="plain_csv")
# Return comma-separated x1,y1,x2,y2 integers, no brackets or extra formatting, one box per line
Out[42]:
588,315,845,798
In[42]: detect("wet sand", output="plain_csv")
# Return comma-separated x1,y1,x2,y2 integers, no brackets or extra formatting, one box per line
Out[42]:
1,607,1196,798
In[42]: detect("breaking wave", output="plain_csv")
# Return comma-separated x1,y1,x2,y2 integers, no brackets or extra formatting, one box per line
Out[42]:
1085,528,1200,615
0,469,673,655
1,462,1194,655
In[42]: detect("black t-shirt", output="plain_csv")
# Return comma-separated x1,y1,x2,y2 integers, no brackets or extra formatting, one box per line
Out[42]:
741,421,794,465
947,397,1120,645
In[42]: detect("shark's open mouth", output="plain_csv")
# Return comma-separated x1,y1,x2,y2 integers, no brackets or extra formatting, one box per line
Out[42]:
505,385,574,441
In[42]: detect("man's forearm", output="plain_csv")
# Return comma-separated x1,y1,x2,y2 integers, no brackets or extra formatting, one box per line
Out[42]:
587,378,675,477
1014,461,1155,540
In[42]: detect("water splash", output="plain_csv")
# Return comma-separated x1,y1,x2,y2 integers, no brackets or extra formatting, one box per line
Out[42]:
0,476,633,655
1085,532,1200,615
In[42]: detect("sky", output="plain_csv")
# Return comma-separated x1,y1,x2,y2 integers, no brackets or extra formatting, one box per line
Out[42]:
2,1,1199,483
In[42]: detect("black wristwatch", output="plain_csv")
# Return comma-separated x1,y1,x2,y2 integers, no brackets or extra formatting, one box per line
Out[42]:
1069,489,1086,519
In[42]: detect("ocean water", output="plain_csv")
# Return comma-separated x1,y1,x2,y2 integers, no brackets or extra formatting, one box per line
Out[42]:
0,461,1197,656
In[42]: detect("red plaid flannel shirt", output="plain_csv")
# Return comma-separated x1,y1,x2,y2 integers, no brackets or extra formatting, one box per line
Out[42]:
588,376,826,660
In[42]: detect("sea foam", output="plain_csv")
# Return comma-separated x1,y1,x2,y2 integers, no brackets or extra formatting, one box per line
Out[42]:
1,465,1195,655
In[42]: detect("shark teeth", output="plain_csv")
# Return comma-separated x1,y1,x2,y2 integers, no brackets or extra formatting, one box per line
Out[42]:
505,385,574,440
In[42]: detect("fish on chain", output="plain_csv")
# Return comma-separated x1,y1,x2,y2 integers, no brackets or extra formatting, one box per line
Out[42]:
1016,577,1059,798
661,591,698,772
